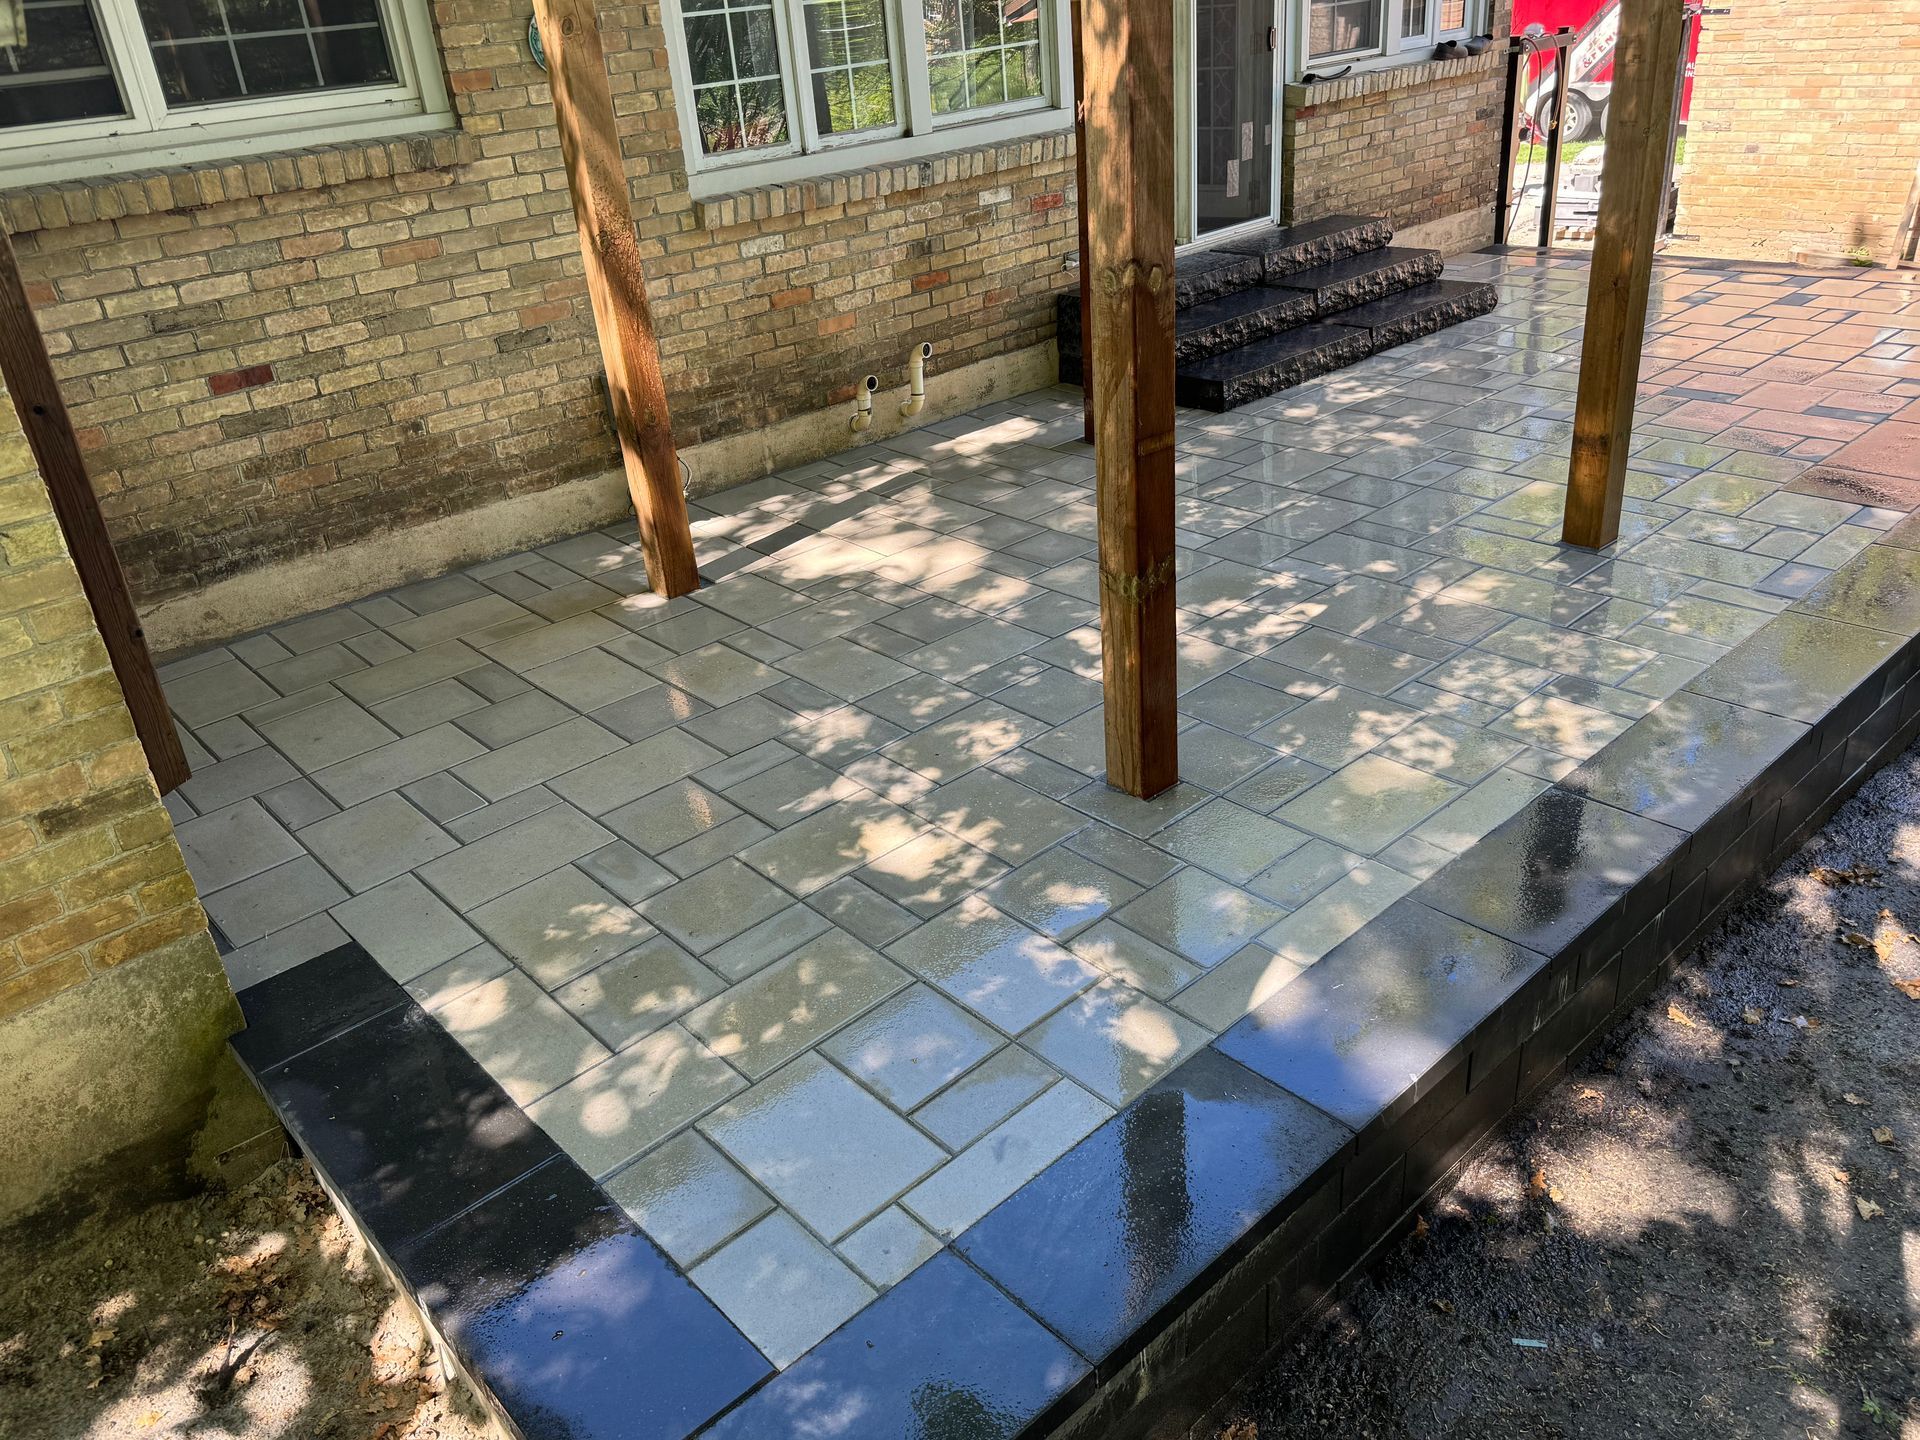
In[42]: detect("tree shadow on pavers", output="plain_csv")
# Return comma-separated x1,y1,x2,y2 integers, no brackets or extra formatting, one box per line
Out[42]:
1206,747,1920,1440
0,1158,492,1440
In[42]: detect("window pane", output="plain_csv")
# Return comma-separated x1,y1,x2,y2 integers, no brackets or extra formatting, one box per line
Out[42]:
731,8,780,77
925,0,1048,115
1439,0,1466,29
0,0,127,127
802,0,894,135
1307,0,1378,57
1401,0,1428,40
135,0,397,104
685,0,790,156
1003,41,1041,100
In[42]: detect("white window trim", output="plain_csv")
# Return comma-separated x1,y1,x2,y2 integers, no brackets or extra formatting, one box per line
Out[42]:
0,0,452,187
1294,0,1482,78
664,0,1075,201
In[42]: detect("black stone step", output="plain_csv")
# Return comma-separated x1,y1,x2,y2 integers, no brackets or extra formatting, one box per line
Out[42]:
1176,286,1321,361
1059,283,1321,366
1175,248,1267,307
1215,214,1395,281
1271,246,1446,314
1327,278,1502,348
1173,322,1375,411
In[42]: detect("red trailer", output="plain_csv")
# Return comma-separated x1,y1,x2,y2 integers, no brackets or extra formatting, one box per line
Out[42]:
1511,0,1699,140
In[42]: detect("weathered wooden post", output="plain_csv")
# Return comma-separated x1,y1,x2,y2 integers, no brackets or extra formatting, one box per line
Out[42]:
534,0,699,596
1562,0,1688,550
1080,0,1179,797
0,233,188,793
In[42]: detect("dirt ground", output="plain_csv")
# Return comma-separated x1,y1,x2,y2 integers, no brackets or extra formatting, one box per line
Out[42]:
0,1161,492,1440
1209,747,1920,1440
6,753,1920,1440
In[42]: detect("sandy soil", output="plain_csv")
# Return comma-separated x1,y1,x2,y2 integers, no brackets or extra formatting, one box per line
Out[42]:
0,1162,492,1440
1209,745,1920,1440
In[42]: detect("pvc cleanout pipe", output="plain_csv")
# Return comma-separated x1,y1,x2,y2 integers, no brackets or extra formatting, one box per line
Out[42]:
851,373,879,432
900,342,932,417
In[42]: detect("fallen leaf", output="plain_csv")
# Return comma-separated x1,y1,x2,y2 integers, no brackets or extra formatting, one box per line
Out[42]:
1812,865,1881,886
1431,1297,1454,1315
1839,932,1874,949
1780,977,1800,988
1873,1127,1895,1146
1844,1092,1868,1106
1742,1006,1764,1025
1892,978,1920,1001
1855,1196,1883,1220
1575,1086,1604,1103
1667,1001,1699,1029
1833,1167,1851,1186
1528,1169,1550,1199
1412,1214,1429,1241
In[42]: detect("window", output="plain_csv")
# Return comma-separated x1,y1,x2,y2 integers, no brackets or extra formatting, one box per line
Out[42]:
0,0,449,183
664,0,1071,192
1304,0,1478,65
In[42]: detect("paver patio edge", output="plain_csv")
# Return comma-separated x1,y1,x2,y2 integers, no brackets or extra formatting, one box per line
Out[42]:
221,537,1920,1440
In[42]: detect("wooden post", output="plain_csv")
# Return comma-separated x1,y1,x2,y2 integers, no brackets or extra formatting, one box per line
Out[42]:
1070,0,1094,446
1081,0,1179,798
1562,0,1687,550
0,231,189,795
534,0,698,597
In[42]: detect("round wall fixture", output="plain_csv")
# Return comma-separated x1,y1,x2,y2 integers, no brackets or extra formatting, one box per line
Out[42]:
529,14,547,70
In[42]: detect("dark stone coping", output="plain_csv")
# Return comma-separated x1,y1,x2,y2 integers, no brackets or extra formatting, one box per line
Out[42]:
227,537,1920,1440
231,948,776,1440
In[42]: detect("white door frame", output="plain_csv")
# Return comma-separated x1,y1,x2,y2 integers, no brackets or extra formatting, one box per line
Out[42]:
1174,0,1286,252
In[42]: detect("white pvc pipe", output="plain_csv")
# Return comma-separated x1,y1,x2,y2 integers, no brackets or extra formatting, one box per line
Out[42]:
850,373,879,432
900,342,933,417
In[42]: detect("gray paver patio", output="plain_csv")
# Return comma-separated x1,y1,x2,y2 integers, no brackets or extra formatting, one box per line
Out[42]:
170,251,1920,1368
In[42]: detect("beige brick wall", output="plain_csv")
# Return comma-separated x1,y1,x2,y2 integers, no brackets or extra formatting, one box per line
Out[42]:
1676,0,1920,262
0,385,214,1022
0,370,269,1227
1283,8,1511,236
0,1,1508,614
2,0,1078,606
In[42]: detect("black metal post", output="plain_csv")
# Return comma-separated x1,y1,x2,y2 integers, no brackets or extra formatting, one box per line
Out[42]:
1537,30,1574,249
1496,43,1528,244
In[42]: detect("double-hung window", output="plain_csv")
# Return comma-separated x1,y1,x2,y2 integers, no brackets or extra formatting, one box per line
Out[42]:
1303,0,1478,70
0,0,450,185
664,0,1073,195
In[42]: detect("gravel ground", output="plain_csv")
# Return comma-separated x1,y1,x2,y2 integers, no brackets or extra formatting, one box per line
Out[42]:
1209,744,1920,1440
6,747,1920,1440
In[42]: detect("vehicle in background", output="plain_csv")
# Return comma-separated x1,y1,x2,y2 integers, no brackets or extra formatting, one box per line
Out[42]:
1512,0,1699,141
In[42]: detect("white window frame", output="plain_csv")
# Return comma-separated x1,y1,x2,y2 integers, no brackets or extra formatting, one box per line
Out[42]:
1295,0,1481,75
662,0,1075,200
0,0,451,186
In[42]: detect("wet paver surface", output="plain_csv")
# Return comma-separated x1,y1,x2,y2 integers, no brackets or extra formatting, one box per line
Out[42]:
168,251,1920,1409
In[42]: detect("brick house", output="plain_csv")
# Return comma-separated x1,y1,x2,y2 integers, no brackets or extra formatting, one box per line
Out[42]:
0,0,1510,651
1675,0,1920,264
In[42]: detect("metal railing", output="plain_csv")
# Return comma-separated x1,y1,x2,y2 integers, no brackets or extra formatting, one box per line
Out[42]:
1494,26,1578,248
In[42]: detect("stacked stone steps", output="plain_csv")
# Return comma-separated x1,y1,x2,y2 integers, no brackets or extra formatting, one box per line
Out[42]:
1056,214,1498,413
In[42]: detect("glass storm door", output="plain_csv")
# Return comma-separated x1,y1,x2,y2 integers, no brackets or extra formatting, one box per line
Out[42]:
1190,0,1277,237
